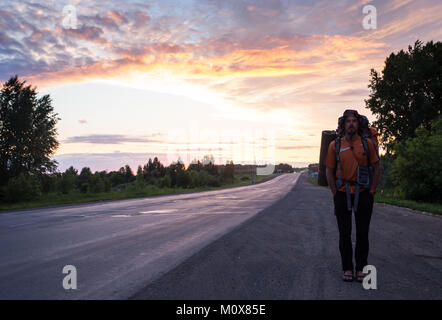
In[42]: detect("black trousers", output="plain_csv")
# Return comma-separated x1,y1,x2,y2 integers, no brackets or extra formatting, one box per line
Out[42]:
333,190,374,272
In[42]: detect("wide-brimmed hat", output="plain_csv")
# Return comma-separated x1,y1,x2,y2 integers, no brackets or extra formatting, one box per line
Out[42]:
342,109,360,119
337,109,361,132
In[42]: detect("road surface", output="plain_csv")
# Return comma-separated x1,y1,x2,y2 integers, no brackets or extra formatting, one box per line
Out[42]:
0,173,300,299
132,173,442,300
1,172,441,299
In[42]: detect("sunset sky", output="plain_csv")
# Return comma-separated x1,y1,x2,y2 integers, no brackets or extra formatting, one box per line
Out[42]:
1,0,441,172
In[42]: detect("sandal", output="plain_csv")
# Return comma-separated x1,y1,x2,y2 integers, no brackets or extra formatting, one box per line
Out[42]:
342,270,354,282
356,271,366,282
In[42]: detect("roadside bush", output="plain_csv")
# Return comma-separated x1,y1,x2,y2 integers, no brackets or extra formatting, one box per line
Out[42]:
88,175,105,193
391,117,442,203
188,170,200,188
133,172,146,191
77,167,92,189
4,173,41,202
0,185,6,202
58,171,76,194
104,177,111,192
207,174,221,187
378,153,396,190
159,174,171,188
195,170,210,186
177,170,191,188
79,183,89,194
39,173,58,194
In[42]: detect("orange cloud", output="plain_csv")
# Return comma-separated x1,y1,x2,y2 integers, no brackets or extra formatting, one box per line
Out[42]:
26,33,386,90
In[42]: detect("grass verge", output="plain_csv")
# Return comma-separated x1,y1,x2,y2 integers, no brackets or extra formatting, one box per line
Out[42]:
307,174,441,216
374,193,442,215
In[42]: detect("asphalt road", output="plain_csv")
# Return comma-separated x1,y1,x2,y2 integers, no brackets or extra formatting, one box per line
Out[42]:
0,173,300,299
132,173,442,300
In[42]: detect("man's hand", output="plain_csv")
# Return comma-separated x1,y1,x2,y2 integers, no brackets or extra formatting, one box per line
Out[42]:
326,167,337,197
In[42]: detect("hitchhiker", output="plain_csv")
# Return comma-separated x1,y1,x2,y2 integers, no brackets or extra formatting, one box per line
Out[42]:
325,109,381,282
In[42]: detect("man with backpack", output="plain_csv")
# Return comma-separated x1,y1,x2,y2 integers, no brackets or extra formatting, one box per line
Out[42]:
325,109,381,282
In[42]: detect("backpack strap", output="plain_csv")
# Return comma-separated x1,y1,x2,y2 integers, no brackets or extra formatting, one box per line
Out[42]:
368,137,379,159
336,135,371,213
361,133,380,164
360,135,370,166
335,136,343,182
335,136,353,211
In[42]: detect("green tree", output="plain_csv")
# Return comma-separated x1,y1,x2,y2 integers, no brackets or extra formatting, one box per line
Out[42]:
188,170,200,188
78,167,92,192
222,160,235,179
58,170,76,194
4,172,41,202
103,176,111,192
168,159,185,187
177,170,191,188
188,159,203,172
88,173,105,193
365,40,442,154
110,167,127,186
159,173,171,188
201,155,218,176
143,157,165,183
0,76,60,184
197,170,210,186
124,164,135,183
134,165,145,191
391,117,442,202
377,153,396,190
39,173,58,194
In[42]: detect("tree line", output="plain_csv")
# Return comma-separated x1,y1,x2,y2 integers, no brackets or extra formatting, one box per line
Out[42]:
365,40,441,203
0,156,238,203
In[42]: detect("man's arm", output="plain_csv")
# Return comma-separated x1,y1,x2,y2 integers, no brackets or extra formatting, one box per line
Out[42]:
326,167,337,196
370,161,381,194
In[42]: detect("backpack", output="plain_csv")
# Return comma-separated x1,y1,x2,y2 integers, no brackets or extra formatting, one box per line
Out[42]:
317,115,379,188
335,115,380,170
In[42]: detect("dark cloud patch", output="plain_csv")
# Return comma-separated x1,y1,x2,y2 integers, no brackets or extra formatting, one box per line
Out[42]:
78,14,120,32
62,134,163,144
62,25,106,43
129,11,151,29
0,9,31,31
277,145,317,150
337,89,369,97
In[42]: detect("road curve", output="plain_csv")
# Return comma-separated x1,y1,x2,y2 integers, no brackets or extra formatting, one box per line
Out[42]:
0,173,301,299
